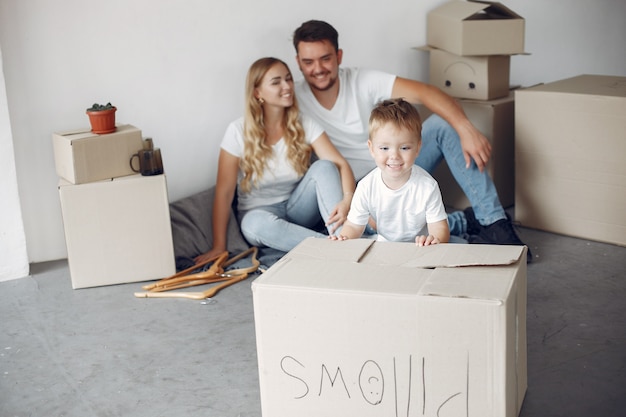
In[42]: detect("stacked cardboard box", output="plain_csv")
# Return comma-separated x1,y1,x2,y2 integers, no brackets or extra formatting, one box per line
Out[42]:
419,0,526,209
515,74,626,246
52,125,175,289
426,0,525,100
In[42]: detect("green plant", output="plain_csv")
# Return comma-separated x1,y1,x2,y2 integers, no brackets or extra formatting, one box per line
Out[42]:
86,102,115,112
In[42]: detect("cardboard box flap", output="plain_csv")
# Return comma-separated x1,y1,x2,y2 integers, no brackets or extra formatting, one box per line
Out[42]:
433,1,521,21
419,261,524,301
285,237,375,263
252,257,430,295
362,242,524,268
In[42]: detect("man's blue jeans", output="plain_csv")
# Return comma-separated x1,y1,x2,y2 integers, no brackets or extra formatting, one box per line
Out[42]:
238,160,342,252
417,114,506,235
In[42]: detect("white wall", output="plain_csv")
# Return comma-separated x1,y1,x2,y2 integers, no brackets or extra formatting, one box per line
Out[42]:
0,49,29,281
0,0,625,271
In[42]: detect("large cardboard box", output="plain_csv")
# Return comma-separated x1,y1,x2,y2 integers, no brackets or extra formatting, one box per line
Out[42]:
253,238,527,417
52,124,143,184
429,48,511,100
515,74,626,246
420,93,515,209
58,174,176,289
427,1,525,56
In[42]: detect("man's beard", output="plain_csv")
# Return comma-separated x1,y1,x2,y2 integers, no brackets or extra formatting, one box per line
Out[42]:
308,73,338,92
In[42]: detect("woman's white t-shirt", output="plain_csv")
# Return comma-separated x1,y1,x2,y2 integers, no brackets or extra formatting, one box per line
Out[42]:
220,115,324,211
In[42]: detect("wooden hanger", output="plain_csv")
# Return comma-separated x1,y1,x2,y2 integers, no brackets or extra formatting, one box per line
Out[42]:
134,246,259,300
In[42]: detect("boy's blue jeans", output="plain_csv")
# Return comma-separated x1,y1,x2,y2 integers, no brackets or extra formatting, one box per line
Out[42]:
417,114,507,235
238,160,342,252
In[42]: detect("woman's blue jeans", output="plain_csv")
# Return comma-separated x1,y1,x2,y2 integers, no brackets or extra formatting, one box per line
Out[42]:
238,160,342,252
418,114,507,235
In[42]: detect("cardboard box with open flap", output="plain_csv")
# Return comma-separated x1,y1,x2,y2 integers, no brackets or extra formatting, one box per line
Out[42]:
427,0,526,56
252,237,527,417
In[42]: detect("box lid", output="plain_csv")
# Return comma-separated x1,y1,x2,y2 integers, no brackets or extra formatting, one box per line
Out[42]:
363,241,522,268
287,238,523,268
55,124,139,142
253,238,525,301
431,1,522,21
522,74,626,98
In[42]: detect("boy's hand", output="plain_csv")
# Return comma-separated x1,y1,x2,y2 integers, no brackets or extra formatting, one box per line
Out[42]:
328,234,348,241
415,235,440,246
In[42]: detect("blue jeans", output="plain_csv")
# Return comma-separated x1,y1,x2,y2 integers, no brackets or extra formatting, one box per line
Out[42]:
238,160,342,252
417,114,506,235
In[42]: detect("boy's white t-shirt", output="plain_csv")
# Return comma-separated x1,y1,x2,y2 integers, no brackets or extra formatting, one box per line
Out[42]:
220,115,324,211
347,165,448,242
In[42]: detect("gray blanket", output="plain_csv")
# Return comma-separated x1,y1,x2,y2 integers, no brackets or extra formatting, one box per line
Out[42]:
169,187,284,271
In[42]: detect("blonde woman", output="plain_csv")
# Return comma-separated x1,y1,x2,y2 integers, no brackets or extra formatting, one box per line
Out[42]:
195,57,355,263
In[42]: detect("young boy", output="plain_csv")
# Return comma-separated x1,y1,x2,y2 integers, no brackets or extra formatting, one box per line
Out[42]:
332,98,450,246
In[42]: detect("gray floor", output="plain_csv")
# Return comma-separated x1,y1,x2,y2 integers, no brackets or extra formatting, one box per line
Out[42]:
1,224,626,417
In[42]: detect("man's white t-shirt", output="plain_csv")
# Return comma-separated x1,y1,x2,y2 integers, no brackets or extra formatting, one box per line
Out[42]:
220,115,323,211
295,67,396,180
347,165,448,242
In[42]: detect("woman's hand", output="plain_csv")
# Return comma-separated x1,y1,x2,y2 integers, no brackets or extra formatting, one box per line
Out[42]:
194,247,227,265
326,194,352,234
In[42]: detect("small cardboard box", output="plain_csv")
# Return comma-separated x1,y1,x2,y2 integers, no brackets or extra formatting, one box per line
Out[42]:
427,0,525,56
58,174,176,289
52,124,143,184
253,238,527,417
419,93,515,209
429,48,511,100
515,74,626,246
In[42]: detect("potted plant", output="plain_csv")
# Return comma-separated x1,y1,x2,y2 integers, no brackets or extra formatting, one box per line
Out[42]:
86,102,117,134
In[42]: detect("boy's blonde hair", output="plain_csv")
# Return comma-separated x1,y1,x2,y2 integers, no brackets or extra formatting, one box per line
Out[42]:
368,98,422,142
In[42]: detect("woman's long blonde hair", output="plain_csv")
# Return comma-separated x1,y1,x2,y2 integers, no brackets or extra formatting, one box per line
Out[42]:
239,57,311,193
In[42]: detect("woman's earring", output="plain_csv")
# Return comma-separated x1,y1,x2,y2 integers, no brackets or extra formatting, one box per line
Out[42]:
257,97,265,105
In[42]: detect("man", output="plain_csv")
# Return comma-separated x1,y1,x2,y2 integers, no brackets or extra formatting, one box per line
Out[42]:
292,20,531,260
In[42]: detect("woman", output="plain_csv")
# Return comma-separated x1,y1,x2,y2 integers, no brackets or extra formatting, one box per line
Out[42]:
195,57,355,263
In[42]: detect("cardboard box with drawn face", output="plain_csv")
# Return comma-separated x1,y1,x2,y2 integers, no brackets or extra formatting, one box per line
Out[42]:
429,48,510,100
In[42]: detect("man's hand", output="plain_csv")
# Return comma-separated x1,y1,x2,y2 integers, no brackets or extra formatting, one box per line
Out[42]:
458,122,492,172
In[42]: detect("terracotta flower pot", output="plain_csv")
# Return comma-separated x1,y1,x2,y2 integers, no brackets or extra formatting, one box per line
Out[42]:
86,107,117,134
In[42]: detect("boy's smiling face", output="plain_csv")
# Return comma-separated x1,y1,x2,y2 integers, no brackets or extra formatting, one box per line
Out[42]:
368,123,421,190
